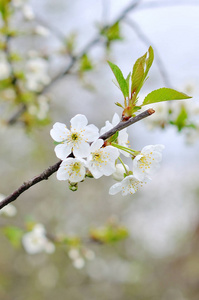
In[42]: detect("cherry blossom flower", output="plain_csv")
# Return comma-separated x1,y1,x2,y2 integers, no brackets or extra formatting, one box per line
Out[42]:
25,57,50,92
22,4,35,20
34,25,50,37
87,139,119,179
133,144,165,181
109,175,146,196
57,158,86,183
50,114,99,159
22,224,55,255
100,113,129,156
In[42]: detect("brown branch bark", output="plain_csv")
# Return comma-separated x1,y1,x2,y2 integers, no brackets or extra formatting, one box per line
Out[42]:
0,108,154,210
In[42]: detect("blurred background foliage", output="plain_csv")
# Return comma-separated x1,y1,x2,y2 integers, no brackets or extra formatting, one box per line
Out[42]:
1,0,199,299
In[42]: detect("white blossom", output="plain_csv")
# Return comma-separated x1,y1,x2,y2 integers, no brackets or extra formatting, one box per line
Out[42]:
100,113,129,156
34,25,50,37
22,224,55,255
50,114,99,159
87,139,119,179
73,257,85,269
57,158,86,183
28,95,49,120
68,248,85,269
25,57,50,92
0,194,17,217
68,248,80,260
112,163,129,181
133,144,165,181
109,175,146,196
22,4,35,20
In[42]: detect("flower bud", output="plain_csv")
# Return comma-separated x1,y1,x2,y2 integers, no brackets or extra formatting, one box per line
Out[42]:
112,164,129,181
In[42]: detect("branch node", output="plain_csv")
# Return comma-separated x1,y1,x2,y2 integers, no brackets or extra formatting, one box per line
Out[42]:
148,108,155,115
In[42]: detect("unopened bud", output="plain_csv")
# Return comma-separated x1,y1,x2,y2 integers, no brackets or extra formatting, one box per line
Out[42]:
112,164,129,181
68,182,78,191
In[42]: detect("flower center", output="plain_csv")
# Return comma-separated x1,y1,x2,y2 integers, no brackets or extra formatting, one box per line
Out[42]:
93,151,103,163
67,131,82,147
139,153,152,170
129,178,139,192
71,162,81,173
71,133,78,141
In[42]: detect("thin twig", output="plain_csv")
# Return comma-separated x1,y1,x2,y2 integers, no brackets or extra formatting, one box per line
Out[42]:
0,161,62,210
6,104,27,125
0,108,154,210
99,108,155,140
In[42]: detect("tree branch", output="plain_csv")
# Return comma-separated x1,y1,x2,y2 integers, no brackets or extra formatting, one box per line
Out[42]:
0,108,154,210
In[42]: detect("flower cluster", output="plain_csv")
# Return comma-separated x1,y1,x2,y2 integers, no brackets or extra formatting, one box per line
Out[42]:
22,224,55,255
50,113,165,196
68,247,95,269
144,99,199,144
25,56,51,92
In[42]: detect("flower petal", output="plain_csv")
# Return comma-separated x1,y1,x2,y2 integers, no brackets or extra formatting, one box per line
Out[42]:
84,124,99,142
57,165,69,180
50,122,69,142
112,113,120,126
70,114,88,130
90,139,104,152
88,165,103,179
109,182,122,195
73,140,90,158
54,143,72,159
100,121,113,135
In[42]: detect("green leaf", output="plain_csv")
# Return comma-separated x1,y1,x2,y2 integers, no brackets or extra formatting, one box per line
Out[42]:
79,54,93,72
142,88,191,106
3,226,24,248
108,61,129,98
174,105,188,131
131,106,142,114
101,22,122,42
131,53,146,95
115,102,124,108
131,47,154,97
125,72,131,93
90,224,129,244
144,46,154,80
107,131,119,143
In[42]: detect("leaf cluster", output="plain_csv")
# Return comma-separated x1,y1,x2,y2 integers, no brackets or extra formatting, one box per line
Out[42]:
108,46,191,118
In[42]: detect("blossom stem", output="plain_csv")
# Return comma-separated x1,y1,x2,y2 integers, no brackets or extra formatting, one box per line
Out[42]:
118,157,129,175
111,142,140,156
